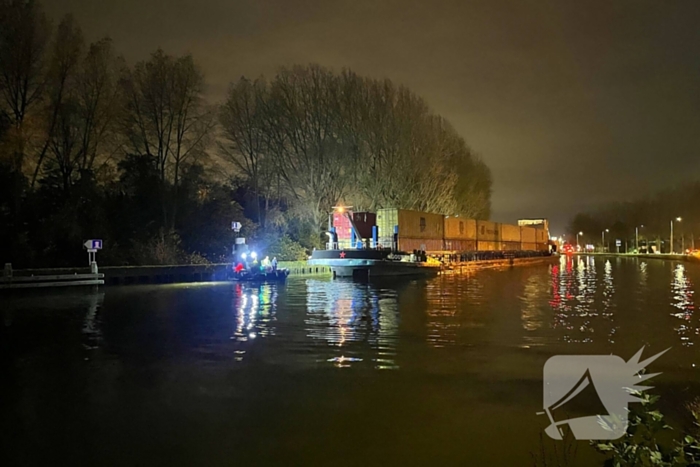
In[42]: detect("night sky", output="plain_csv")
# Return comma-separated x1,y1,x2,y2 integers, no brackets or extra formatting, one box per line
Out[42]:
43,0,700,234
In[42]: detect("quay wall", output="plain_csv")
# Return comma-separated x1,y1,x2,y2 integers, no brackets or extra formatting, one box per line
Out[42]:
4,255,556,288
6,261,331,286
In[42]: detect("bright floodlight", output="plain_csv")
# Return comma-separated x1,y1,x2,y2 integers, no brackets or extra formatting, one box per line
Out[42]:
578,231,583,235
241,253,247,259
605,229,609,232
251,251,257,259
677,217,682,222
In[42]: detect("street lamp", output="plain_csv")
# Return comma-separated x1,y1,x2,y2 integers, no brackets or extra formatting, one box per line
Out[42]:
670,217,681,254
635,225,644,253
601,229,609,252
576,231,583,250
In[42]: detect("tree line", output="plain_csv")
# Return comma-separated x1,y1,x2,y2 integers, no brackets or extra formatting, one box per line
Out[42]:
0,0,492,267
570,181,700,252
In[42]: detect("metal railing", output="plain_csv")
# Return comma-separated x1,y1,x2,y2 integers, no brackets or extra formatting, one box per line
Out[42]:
325,238,393,250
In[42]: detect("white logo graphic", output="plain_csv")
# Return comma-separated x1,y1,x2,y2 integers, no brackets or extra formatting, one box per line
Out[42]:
541,347,668,440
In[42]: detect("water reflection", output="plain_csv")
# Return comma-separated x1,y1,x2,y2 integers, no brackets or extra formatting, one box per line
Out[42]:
231,283,278,361
424,274,490,348
305,279,399,369
639,261,648,288
548,255,617,344
670,263,698,347
82,292,105,350
521,274,548,333
426,278,461,348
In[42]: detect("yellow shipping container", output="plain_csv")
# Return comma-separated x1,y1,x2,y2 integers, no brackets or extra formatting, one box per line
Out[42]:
377,208,444,240
500,224,522,243
521,242,539,251
444,239,477,252
477,241,499,251
398,237,444,253
476,220,499,241
521,227,537,243
502,241,521,251
444,217,477,240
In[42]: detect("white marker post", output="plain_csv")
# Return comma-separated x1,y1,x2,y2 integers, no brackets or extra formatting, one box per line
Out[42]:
83,239,103,273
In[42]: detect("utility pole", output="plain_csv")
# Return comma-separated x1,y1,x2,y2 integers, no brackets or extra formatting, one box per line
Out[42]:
602,229,608,252
670,220,674,254
671,217,681,254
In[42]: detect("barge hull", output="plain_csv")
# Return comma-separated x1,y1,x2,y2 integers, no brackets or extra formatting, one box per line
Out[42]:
308,258,439,278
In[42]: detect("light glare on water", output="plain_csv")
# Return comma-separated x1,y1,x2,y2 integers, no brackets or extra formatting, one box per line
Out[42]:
1,256,699,466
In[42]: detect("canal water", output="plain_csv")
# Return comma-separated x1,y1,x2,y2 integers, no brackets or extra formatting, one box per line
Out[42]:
2,256,699,466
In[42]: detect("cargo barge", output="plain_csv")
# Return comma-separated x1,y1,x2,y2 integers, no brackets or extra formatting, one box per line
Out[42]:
310,207,552,279
308,249,440,279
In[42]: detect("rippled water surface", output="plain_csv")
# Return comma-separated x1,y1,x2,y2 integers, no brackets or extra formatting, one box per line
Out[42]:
2,256,700,466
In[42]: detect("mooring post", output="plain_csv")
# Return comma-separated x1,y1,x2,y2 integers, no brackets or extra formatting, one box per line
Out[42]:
90,261,98,275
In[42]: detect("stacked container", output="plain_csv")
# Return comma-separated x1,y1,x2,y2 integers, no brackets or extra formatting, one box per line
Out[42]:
363,207,549,254
476,220,500,251
444,217,477,252
377,208,444,252
500,223,522,251
332,211,353,242
520,226,538,251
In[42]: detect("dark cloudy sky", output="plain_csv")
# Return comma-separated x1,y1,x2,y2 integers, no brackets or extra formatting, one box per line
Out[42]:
44,0,700,233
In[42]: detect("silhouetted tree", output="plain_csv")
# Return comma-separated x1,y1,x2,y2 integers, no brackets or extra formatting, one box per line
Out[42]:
0,0,50,171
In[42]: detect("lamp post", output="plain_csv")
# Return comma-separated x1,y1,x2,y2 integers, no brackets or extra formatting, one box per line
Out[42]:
635,225,644,253
576,231,583,251
670,217,681,254
601,229,609,252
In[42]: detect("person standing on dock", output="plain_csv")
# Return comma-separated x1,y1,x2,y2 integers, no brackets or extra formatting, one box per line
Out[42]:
271,257,278,271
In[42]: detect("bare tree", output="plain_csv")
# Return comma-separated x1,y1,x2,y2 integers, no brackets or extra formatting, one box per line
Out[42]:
120,49,213,227
32,14,83,187
265,65,349,227
74,37,123,174
31,36,124,193
219,76,274,226
219,64,493,228
0,0,50,171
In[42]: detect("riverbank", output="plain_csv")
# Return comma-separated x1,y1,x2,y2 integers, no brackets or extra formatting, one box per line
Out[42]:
3,261,332,287
3,255,558,287
574,252,700,263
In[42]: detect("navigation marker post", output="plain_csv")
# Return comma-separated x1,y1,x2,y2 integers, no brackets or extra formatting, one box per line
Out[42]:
231,221,248,265
83,239,103,273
